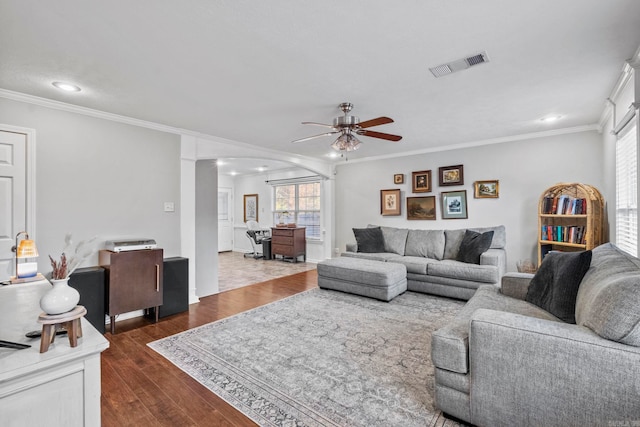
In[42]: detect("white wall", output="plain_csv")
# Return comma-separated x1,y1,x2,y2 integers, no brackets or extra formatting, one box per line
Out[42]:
334,130,604,271
0,97,181,274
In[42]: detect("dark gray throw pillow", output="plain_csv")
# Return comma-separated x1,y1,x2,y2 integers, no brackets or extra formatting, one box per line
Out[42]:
456,230,494,264
353,227,385,253
525,250,592,323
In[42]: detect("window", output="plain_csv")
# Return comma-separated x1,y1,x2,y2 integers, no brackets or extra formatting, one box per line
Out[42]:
273,182,321,239
616,120,638,256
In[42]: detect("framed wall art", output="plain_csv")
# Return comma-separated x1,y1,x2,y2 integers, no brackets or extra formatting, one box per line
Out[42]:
380,189,401,216
243,194,258,222
441,190,468,219
474,180,499,198
394,173,404,184
438,164,464,186
407,196,436,220
411,170,432,193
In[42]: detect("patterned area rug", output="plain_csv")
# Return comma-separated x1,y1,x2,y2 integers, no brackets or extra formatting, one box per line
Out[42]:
149,289,465,426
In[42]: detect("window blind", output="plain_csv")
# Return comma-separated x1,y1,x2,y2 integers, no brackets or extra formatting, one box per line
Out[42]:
616,119,638,256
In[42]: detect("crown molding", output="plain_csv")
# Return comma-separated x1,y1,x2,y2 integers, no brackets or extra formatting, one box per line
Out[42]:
0,88,330,171
343,124,600,165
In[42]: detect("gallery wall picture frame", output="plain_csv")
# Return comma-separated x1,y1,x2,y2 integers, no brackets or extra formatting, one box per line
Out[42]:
243,194,258,222
474,180,500,198
407,196,436,220
380,189,402,216
411,170,432,193
438,164,464,186
394,173,404,184
441,190,468,219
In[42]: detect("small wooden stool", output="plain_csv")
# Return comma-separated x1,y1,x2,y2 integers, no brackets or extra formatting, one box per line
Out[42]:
37,305,87,353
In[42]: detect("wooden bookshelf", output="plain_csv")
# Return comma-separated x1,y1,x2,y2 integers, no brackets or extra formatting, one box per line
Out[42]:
537,183,605,266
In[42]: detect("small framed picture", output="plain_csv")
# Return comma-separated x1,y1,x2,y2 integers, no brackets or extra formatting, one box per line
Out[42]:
411,170,432,193
441,190,468,219
407,196,436,220
394,173,404,184
380,189,401,216
243,194,258,222
474,180,499,198
439,164,464,186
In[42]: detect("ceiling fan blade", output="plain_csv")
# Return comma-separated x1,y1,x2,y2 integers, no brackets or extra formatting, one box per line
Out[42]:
301,121,335,128
292,131,339,143
356,129,403,142
358,116,394,129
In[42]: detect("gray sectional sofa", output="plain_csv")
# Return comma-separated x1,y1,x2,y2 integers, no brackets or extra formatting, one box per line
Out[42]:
432,242,640,426
343,225,507,300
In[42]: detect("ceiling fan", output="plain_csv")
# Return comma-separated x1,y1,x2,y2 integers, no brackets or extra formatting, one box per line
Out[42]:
292,102,402,152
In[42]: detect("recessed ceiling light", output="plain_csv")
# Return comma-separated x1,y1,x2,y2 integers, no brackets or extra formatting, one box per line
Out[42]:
216,160,226,166
327,152,340,158
540,115,562,123
52,81,81,92
230,171,238,176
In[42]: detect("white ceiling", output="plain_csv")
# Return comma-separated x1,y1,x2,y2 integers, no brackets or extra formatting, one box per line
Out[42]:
1,1,640,168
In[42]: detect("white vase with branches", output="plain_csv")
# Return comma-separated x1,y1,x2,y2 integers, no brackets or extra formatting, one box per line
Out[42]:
40,235,97,315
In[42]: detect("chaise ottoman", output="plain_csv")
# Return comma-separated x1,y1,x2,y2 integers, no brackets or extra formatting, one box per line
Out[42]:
317,257,407,301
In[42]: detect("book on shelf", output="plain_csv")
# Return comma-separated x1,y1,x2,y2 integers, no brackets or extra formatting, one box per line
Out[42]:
541,195,587,215
540,225,586,244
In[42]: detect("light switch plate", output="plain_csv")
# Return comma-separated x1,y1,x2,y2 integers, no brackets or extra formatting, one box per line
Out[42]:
164,202,175,212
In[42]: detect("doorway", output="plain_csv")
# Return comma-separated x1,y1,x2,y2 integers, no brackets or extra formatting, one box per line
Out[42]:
218,187,233,252
0,127,33,282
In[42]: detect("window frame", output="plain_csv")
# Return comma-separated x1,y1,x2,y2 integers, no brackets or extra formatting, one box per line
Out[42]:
273,181,322,240
615,112,639,257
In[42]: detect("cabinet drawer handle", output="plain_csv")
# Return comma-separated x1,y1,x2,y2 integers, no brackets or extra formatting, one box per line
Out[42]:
155,264,160,292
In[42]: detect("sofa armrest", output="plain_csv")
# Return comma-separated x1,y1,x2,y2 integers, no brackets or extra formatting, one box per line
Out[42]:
345,242,357,252
468,309,640,426
500,272,534,300
480,248,506,280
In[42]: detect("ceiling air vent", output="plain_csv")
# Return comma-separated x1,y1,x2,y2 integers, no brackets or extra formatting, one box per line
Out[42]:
429,51,489,78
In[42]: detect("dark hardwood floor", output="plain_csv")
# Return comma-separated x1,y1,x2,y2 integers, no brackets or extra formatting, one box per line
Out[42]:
101,270,318,427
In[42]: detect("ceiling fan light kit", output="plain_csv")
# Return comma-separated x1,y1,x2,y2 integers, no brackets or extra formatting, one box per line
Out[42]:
293,102,402,152
331,132,361,152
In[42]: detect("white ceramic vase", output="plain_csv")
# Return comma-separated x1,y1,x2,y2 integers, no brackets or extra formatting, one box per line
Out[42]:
39,278,80,315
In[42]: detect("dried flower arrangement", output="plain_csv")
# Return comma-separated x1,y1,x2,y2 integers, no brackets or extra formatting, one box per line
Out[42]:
48,234,97,280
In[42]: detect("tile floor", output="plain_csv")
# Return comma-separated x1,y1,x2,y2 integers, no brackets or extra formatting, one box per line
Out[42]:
217,251,317,293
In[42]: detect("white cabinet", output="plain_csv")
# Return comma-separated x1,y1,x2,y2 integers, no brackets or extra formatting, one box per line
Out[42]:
0,281,109,426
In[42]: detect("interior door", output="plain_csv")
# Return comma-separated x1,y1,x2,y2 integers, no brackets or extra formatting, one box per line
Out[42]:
0,130,27,281
217,188,233,252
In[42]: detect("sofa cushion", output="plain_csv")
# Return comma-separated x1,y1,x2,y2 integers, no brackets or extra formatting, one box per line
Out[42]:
431,285,559,374
525,250,592,323
352,227,385,253
380,226,409,255
428,260,499,284
576,243,640,346
456,230,494,264
341,251,401,262
390,255,436,275
405,229,445,260
444,225,506,259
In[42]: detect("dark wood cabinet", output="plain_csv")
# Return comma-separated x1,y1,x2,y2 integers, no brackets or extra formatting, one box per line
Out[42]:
148,257,189,319
68,266,106,333
99,249,163,334
271,227,306,262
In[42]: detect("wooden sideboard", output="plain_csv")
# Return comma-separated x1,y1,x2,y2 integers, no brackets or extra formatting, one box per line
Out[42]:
0,281,109,426
271,227,306,262
99,248,163,334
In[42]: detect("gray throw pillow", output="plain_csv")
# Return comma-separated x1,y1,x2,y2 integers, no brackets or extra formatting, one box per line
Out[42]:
456,230,494,264
525,250,592,323
353,227,385,253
